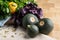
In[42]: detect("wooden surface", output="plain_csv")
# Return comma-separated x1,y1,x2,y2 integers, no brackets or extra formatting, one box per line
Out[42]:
36,0,60,40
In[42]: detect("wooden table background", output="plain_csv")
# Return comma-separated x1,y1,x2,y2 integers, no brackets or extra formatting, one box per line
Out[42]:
36,0,60,40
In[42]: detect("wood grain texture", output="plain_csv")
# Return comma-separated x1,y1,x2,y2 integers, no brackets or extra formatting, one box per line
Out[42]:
36,0,60,40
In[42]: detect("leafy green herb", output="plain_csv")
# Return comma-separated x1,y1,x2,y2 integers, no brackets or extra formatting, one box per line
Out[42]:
0,0,35,19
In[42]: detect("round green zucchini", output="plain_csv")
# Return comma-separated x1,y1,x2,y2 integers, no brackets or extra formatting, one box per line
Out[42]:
22,14,39,28
27,25,39,38
37,18,54,35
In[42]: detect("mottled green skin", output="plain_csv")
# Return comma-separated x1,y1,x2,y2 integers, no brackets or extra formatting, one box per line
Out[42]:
27,25,39,38
37,18,54,35
22,14,39,28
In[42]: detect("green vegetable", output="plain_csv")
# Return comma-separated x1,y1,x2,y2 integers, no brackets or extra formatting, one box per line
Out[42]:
27,25,39,38
0,0,35,19
37,18,54,35
20,0,34,3
18,2,25,8
0,1,10,19
22,14,39,28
